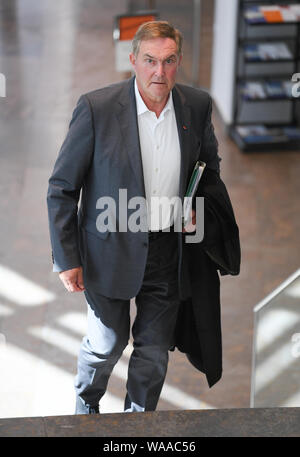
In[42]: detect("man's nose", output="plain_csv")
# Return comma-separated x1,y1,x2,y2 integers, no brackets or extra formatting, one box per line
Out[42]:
155,62,165,77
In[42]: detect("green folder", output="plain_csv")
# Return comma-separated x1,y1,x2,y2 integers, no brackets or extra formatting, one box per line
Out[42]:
183,160,206,225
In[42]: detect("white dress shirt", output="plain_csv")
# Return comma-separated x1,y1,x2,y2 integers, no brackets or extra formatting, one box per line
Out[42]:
134,79,181,231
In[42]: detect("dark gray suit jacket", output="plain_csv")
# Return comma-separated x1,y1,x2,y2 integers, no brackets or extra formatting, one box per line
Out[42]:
47,77,220,299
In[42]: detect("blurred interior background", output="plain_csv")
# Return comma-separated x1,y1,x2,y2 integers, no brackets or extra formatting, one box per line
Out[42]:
0,0,299,418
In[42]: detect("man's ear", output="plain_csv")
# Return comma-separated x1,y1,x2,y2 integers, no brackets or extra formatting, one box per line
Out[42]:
129,53,136,68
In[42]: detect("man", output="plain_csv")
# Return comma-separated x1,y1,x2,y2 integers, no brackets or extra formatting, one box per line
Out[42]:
47,21,222,414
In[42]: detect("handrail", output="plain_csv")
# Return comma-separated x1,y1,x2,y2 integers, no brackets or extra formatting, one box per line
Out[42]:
251,267,300,407
253,268,300,313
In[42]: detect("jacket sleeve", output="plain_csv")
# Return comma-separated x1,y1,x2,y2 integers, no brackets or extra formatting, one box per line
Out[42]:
200,96,221,174
47,95,94,272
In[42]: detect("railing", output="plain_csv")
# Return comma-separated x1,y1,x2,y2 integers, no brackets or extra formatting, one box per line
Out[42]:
251,268,300,407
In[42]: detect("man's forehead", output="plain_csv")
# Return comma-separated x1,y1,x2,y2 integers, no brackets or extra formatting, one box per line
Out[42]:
139,37,178,56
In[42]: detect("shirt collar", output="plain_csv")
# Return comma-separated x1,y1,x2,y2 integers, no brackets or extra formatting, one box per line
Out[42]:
134,78,174,119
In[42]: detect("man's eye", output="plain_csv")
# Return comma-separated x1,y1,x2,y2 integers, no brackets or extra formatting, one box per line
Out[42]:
166,58,175,64
147,59,154,64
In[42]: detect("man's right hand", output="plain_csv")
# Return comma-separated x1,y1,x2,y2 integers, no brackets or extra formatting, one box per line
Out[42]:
59,267,85,293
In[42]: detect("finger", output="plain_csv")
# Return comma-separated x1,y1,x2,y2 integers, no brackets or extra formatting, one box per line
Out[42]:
183,221,196,233
66,282,73,292
68,282,82,292
62,279,79,293
60,276,78,291
77,270,85,291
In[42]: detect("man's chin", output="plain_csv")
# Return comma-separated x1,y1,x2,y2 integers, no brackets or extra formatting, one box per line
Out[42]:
150,86,169,99
150,94,168,104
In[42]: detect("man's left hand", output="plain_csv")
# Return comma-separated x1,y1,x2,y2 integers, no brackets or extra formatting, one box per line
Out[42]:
182,209,196,233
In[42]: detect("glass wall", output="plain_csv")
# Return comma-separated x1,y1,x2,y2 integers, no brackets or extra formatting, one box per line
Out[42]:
251,269,300,407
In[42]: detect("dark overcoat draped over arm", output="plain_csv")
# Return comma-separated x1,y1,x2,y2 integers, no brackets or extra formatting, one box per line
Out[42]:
174,168,241,388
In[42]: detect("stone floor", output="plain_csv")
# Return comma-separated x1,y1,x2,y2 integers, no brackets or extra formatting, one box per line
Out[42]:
0,0,299,419
1,407,300,437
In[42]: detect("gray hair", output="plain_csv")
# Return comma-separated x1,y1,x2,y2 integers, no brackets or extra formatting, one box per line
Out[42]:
132,21,183,57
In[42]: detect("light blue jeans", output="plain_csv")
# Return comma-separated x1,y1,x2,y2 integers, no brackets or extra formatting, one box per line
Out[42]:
75,231,180,413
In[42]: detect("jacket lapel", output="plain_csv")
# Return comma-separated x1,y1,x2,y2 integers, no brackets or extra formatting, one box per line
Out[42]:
116,78,146,198
173,85,195,201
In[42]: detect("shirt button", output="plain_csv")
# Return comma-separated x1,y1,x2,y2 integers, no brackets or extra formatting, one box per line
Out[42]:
153,190,156,194
155,168,158,172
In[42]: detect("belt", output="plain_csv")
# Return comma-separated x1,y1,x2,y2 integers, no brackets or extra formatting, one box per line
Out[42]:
148,225,175,239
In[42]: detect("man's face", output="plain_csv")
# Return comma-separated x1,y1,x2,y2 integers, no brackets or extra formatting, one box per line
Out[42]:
130,37,182,106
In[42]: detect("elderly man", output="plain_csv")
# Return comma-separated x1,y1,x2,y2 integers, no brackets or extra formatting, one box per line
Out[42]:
47,21,223,414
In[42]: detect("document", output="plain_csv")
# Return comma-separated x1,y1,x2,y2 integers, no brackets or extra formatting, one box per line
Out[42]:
183,160,206,226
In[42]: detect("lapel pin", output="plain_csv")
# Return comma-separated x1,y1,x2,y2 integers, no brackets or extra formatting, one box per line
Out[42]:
183,125,188,130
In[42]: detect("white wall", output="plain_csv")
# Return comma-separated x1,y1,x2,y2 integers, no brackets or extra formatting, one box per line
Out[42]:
211,0,239,125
